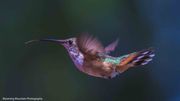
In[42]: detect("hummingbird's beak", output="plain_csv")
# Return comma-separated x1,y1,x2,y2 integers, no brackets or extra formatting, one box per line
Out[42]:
25,39,66,45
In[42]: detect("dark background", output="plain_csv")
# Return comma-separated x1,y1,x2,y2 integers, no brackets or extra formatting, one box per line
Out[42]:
1,0,180,101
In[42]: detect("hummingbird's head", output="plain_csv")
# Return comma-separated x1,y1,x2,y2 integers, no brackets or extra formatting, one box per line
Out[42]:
61,38,77,49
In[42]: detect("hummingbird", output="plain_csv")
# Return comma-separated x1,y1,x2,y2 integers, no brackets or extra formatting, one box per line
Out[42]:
26,33,155,79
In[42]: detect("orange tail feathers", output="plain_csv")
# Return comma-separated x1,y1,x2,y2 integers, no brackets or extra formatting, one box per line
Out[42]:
116,48,155,73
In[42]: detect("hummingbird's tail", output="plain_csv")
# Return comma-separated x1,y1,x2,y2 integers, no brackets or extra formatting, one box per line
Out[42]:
116,48,155,73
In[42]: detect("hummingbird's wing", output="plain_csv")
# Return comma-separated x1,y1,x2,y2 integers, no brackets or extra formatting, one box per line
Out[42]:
77,33,105,59
116,48,155,73
105,39,119,53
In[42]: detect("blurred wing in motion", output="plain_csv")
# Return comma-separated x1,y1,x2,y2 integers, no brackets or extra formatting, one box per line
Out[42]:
105,39,119,53
77,33,104,59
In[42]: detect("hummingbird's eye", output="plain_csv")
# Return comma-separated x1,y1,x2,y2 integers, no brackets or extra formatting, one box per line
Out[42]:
68,40,73,45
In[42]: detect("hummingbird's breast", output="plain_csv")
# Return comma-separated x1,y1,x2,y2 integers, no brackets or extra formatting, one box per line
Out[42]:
66,45,120,78
80,55,121,79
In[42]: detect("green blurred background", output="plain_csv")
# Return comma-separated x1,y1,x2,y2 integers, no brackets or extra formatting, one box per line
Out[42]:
1,0,180,101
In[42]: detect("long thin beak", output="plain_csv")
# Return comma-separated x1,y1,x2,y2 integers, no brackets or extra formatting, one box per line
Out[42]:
25,39,66,45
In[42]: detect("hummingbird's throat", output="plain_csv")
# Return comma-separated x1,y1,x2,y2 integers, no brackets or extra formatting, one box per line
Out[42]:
68,46,84,69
